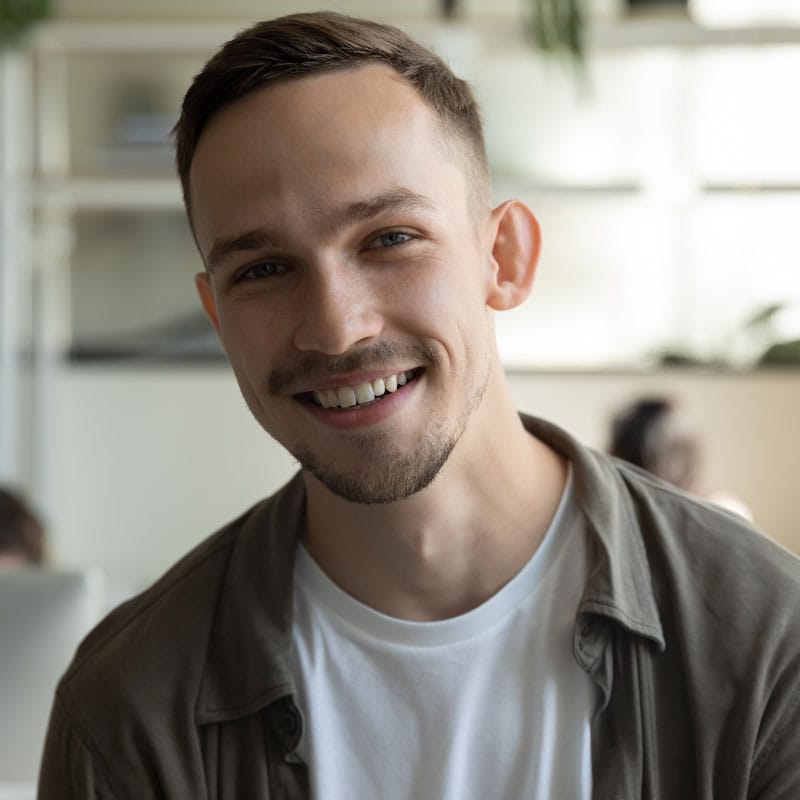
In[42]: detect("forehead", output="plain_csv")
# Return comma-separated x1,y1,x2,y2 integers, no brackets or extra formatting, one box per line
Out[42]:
188,64,470,250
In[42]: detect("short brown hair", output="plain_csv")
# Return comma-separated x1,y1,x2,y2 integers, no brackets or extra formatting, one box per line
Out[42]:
173,11,489,217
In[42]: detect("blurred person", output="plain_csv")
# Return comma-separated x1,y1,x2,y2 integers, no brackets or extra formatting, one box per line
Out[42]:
39,12,800,799
0,487,46,569
608,398,698,490
609,397,753,520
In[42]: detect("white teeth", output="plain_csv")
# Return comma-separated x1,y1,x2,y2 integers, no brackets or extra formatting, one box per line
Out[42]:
337,387,357,408
354,382,375,404
312,370,414,408
314,390,336,408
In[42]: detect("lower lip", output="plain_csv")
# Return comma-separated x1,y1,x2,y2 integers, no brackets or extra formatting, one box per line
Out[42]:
299,378,419,431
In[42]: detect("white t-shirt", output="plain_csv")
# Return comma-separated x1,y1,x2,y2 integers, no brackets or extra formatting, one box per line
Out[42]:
290,467,598,799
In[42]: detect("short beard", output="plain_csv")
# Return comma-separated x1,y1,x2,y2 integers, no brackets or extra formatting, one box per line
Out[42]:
293,420,457,504
292,346,491,505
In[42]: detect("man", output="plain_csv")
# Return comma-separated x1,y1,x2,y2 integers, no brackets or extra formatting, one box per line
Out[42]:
39,12,800,799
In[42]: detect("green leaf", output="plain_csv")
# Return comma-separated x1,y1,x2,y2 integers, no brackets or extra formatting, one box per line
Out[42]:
0,0,52,46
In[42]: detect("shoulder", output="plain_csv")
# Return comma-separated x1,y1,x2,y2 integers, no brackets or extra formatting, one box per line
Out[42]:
41,473,307,789
73,504,251,657
52,493,276,742
524,413,800,635
616,459,800,784
609,456,800,666
615,455,800,598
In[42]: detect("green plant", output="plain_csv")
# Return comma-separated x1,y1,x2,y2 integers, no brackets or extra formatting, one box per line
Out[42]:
0,0,52,47
529,0,586,60
441,0,586,60
760,340,800,366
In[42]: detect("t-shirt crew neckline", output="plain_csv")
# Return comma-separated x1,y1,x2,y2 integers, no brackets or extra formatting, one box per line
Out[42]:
294,464,577,649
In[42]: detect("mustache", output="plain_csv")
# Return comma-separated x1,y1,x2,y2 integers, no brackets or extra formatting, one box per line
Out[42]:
269,341,435,395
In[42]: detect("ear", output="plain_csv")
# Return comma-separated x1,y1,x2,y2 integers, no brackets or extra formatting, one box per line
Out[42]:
484,200,542,312
195,272,223,339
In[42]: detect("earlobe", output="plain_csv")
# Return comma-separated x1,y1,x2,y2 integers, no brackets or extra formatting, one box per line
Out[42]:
485,200,542,312
195,272,223,338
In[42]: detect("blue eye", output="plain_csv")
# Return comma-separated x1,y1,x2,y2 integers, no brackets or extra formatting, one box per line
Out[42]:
239,261,287,280
368,231,413,249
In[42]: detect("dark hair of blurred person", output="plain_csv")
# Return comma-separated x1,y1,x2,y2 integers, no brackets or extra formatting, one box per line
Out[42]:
608,398,699,491
0,487,46,568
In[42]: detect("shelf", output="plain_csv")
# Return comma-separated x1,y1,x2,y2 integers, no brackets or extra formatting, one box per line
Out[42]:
34,177,182,209
31,16,800,58
32,21,246,54
492,175,800,196
589,16,800,48
29,175,800,213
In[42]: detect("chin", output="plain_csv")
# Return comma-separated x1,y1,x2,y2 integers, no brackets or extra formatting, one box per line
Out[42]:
294,424,456,505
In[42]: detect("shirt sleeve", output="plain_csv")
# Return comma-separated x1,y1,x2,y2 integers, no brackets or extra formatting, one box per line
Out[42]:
748,680,800,800
38,691,117,800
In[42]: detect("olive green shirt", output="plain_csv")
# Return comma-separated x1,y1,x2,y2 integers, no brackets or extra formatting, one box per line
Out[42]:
39,416,800,799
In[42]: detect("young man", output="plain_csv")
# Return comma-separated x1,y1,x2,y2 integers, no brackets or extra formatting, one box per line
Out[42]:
40,12,800,799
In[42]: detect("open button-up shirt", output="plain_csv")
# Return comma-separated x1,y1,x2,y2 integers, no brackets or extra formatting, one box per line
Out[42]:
39,416,800,799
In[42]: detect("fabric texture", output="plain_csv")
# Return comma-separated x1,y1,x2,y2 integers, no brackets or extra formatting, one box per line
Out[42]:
38,415,800,800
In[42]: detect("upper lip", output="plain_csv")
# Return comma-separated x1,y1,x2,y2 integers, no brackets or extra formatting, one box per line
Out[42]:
294,368,417,395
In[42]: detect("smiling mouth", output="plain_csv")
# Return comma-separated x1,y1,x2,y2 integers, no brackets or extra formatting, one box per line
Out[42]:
299,369,421,410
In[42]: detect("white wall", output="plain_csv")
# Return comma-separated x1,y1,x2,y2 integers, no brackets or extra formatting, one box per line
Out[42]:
51,365,296,593
50,364,800,594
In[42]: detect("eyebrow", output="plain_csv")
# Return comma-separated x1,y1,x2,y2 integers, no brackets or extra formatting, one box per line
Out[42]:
333,188,436,230
206,228,279,274
205,188,436,274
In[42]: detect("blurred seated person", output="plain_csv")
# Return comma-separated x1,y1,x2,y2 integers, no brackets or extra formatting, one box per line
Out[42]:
0,487,46,569
608,397,753,520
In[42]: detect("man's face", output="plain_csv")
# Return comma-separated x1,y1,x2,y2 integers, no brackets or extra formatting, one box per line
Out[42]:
190,64,498,503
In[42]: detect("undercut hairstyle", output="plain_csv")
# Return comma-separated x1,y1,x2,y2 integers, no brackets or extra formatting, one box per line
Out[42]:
173,11,490,219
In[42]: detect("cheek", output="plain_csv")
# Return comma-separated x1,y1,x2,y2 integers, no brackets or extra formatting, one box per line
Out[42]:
413,257,489,330
215,303,289,395
398,263,492,369
217,298,280,351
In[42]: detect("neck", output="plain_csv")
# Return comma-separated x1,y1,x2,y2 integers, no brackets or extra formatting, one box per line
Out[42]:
302,385,567,622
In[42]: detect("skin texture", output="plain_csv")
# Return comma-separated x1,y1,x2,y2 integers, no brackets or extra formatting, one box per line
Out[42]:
191,64,567,621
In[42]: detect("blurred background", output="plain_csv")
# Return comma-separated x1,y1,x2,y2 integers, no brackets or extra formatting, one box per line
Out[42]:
1,0,799,592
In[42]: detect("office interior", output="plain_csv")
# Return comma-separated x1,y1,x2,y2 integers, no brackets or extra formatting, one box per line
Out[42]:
1,0,799,785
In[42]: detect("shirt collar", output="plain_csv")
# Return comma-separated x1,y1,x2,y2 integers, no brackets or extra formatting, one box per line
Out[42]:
196,472,306,724
196,415,665,722
519,414,665,653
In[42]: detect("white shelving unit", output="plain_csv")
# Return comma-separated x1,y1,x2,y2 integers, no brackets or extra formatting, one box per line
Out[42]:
24,14,800,361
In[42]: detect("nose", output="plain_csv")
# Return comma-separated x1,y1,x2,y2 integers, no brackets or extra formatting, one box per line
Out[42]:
292,261,384,355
